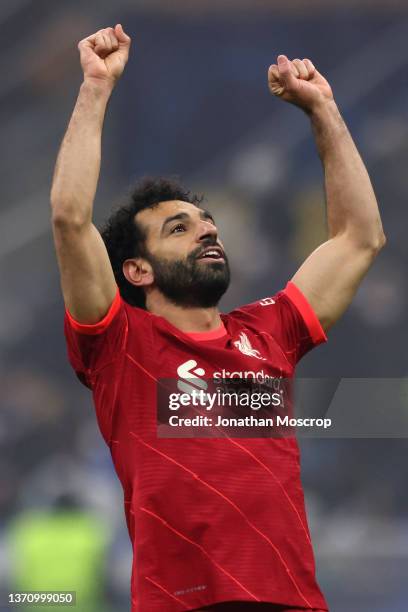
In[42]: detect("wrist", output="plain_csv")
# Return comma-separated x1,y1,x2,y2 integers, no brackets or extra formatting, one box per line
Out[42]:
81,78,114,100
307,98,339,121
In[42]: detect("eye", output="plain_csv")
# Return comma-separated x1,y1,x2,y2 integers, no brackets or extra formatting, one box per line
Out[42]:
171,223,186,234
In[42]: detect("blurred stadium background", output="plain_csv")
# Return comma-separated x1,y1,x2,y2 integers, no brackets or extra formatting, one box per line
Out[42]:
1,1,408,610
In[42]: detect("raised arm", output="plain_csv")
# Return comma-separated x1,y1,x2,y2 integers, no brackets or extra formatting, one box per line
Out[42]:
268,55,386,332
51,24,131,324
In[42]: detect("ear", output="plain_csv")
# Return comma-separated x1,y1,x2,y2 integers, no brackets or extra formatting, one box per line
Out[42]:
123,258,154,288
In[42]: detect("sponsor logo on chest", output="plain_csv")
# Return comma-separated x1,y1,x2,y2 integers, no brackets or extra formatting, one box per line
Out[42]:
176,331,277,394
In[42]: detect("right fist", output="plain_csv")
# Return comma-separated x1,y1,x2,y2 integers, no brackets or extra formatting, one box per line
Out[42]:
78,24,131,88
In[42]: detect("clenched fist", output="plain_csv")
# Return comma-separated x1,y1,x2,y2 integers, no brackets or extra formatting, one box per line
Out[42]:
268,55,333,113
78,24,131,89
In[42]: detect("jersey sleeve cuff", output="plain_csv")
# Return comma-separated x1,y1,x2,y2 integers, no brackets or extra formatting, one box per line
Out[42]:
284,281,327,345
65,288,122,335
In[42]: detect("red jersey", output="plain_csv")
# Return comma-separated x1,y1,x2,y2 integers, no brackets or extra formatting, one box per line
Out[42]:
64,281,328,612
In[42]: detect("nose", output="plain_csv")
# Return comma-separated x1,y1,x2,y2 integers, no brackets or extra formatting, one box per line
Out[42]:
197,220,218,244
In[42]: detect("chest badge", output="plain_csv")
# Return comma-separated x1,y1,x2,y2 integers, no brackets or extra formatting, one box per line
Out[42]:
233,332,266,361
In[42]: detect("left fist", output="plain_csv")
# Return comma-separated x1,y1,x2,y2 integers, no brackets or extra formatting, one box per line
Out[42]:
268,55,333,113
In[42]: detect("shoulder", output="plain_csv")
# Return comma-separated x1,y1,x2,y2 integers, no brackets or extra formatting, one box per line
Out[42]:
226,281,327,347
226,290,283,326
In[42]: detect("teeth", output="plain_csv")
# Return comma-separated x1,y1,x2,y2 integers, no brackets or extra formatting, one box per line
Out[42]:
199,248,223,259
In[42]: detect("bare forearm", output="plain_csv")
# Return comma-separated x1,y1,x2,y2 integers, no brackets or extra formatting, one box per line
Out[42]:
50,80,112,225
270,56,386,329
310,101,385,248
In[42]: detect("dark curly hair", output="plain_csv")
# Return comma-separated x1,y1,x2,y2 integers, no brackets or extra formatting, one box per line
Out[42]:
101,176,205,308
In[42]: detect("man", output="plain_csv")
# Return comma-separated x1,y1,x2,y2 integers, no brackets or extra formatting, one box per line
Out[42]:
50,23,385,612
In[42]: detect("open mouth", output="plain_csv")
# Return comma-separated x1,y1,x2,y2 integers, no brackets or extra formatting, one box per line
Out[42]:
197,246,225,262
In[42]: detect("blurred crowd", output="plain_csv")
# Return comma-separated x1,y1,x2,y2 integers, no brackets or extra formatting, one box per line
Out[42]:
1,2,408,610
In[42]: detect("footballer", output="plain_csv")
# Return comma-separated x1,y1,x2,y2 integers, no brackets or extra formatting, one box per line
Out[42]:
50,24,385,612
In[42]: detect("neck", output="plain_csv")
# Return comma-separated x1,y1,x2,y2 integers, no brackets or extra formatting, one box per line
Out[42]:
145,290,223,333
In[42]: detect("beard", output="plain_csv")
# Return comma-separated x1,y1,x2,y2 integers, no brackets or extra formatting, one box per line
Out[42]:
146,242,231,308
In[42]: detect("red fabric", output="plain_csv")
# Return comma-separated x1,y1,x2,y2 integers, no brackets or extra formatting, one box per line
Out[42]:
283,282,327,346
185,324,227,341
193,604,326,611
65,289,122,335
64,285,328,612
